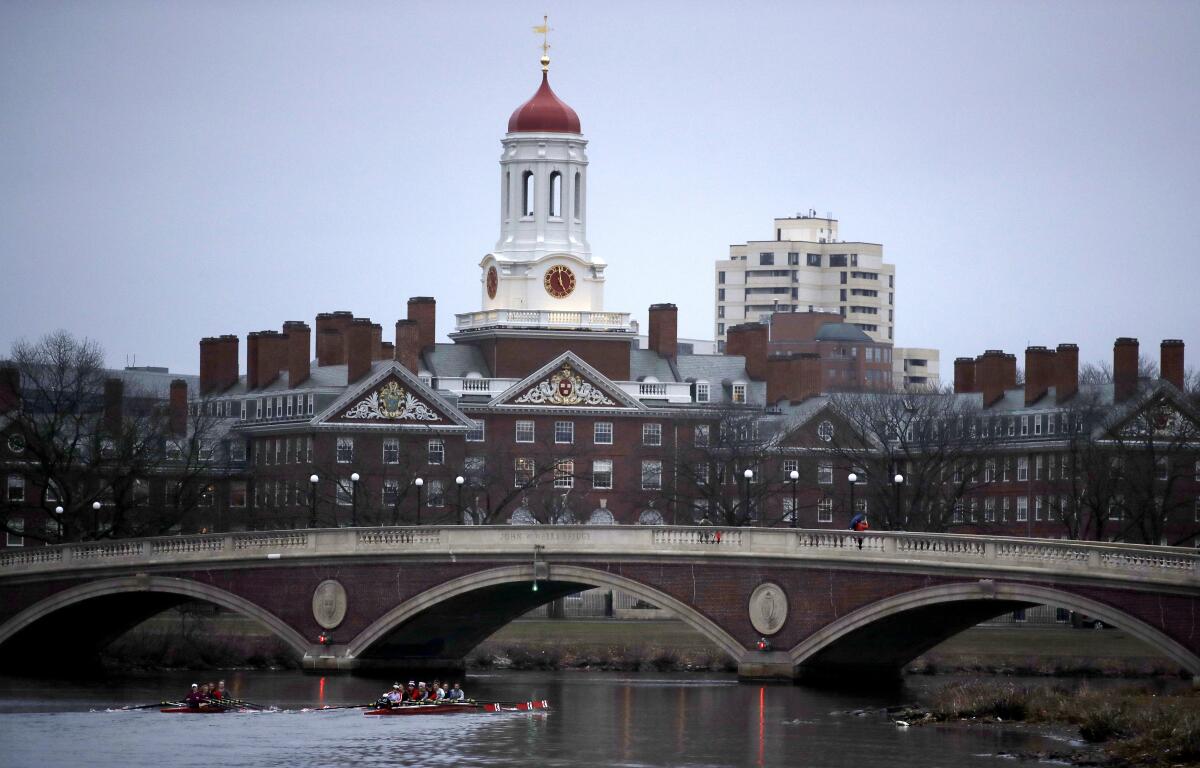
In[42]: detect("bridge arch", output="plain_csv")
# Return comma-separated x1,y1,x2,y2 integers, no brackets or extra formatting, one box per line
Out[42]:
788,581,1200,681
347,564,744,664
0,575,311,664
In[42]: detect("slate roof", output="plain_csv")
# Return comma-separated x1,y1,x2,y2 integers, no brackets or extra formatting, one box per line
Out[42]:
814,323,873,342
629,348,676,382
674,353,765,405
423,344,491,379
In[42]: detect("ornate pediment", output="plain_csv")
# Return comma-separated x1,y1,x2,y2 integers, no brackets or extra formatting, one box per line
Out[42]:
513,363,617,407
490,352,645,411
342,380,441,422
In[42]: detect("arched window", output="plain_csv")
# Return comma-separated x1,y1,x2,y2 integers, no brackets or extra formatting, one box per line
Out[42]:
549,171,562,217
637,510,665,526
587,508,616,525
522,171,535,217
504,171,510,219
573,172,581,220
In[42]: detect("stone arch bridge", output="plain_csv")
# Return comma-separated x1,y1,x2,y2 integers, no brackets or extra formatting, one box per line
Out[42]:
1,527,1198,683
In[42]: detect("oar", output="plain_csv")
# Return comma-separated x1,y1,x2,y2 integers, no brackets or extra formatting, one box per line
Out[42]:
315,703,375,711
216,696,268,711
119,701,180,710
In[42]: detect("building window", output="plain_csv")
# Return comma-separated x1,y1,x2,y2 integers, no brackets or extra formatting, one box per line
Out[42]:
286,397,294,417
336,437,354,464
335,479,353,507
695,382,710,402
817,420,834,442
521,170,535,217
307,394,314,415
817,498,833,523
759,252,774,266
641,460,663,490
643,423,662,446
592,459,613,490
427,439,444,465
1034,415,1042,435
515,420,535,443
1020,416,1029,436
1035,455,1044,480
265,399,273,419
984,497,996,522
554,460,574,489
718,271,725,284
1016,496,1028,522
817,461,833,485
829,254,847,267
7,475,25,503
694,424,710,447
782,458,799,477
427,480,444,508
383,438,400,464
382,480,400,510
1157,457,1168,481
573,171,581,219
594,422,613,445
6,517,24,547
555,421,574,444
805,253,820,266
952,500,964,524
228,481,247,509
1035,496,1044,521
466,420,485,442
239,401,247,421
514,458,535,487
731,384,747,403
718,288,725,301
1047,414,1056,435
1017,456,1028,481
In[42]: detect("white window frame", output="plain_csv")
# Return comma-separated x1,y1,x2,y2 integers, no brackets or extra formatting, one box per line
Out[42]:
695,382,710,403
554,421,574,445
594,422,613,445
642,423,662,446
1016,496,1028,522
514,458,535,488
240,400,247,421
515,420,535,443
592,459,613,490
554,459,575,489
307,394,314,415
6,517,24,547
731,383,747,403
694,424,710,447
229,481,247,508
7,474,25,504
817,461,833,485
427,439,445,465
383,438,400,464
336,436,354,464
1017,456,1029,482
817,498,833,523
641,460,663,490
466,420,485,442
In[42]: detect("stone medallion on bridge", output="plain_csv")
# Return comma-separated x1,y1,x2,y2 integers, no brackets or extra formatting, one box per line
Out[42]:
312,580,348,630
749,582,788,636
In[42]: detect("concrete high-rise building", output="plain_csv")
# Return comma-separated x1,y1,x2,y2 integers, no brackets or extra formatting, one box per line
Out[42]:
715,212,895,349
893,347,942,390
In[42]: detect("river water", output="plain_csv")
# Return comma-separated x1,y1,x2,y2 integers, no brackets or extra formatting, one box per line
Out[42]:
0,670,1081,767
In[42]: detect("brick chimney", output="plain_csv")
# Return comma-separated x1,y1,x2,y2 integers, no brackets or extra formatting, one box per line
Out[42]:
1114,337,1139,402
169,379,188,435
0,365,19,413
1161,339,1185,390
370,323,385,360
347,318,375,383
725,322,768,381
1024,346,1056,405
248,331,288,390
1055,343,1079,404
283,321,311,387
953,357,977,394
103,378,124,434
395,320,420,374
380,341,395,360
200,336,239,395
408,297,436,355
647,303,678,360
315,311,353,366
977,350,1016,407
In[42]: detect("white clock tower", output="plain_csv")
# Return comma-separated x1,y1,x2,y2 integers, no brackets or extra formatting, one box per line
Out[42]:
476,54,608,316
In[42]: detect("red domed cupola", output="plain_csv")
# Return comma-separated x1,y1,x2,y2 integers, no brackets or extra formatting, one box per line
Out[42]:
507,58,581,134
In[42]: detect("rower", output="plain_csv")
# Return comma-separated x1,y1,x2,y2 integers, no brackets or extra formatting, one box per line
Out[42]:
413,682,428,702
185,683,204,709
386,684,404,706
215,680,227,701
208,681,223,701
431,681,445,701
448,683,464,701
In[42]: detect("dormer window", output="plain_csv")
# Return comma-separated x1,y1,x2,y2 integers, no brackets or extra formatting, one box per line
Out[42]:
695,381,710,403
731,381,747,404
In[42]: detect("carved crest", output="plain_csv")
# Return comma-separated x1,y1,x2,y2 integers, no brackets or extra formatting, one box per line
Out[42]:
513,364,616,407
343,380,440,421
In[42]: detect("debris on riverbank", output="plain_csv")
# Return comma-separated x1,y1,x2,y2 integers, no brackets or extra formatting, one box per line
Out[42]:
895,680,1200,767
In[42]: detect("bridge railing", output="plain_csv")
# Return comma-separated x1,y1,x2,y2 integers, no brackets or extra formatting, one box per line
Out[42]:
2,526,1197,588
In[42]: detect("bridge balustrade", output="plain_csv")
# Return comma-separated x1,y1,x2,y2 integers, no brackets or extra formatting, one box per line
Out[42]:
2,527,1197,590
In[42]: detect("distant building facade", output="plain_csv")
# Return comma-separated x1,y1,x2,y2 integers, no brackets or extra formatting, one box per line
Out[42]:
715,213,896,347
894,347,942,390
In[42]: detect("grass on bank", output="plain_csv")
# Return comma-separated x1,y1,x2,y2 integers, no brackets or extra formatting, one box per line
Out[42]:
917,680,1200,767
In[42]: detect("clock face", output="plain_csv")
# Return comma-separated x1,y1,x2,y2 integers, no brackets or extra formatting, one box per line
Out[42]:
486,266,498,299
543,264,576,299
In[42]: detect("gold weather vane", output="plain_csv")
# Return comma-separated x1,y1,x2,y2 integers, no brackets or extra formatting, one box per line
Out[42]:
532,15,552,71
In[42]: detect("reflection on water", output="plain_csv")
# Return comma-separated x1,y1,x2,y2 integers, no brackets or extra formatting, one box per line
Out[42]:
0,670,1077,768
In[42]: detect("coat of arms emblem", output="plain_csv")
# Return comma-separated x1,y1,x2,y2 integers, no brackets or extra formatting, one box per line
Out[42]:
514,364,616,407
343,379,440,421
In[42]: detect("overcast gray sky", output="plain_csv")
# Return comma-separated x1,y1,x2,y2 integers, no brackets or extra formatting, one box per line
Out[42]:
2,1,1198,383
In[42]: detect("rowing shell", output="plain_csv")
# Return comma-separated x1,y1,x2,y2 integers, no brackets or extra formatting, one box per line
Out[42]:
364,700,549,716
159,706,231,714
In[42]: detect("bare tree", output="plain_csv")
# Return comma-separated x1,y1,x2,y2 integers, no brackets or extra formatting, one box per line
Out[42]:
823,391,1004,532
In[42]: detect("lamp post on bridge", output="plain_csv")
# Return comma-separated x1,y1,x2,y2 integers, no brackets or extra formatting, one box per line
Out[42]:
308,474,319,528
742,468,754,525
893,472,905,527
847,472,858,524
350,472,360,527
455,475,465,526
414,477,424,525
91,500,101,538
789,469,799,528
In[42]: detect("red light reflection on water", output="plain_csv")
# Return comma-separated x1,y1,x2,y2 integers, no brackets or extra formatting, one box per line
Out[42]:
318,676,326,704
758,686,765,767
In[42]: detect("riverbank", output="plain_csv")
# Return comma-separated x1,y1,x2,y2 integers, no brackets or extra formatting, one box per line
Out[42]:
101,609,1188,679
897,679,1200,767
